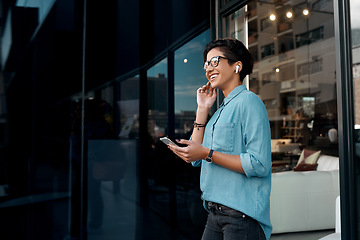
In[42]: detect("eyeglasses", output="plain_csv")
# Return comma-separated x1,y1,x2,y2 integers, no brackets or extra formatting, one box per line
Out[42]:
203,56,237,71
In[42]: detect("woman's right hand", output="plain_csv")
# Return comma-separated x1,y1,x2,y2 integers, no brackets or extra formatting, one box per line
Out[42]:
197,82,217,109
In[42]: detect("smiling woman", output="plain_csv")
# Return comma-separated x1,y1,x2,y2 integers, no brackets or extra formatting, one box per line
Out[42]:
168,37,272,240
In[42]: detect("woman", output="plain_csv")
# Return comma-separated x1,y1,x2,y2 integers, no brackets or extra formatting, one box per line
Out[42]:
168,38,272,240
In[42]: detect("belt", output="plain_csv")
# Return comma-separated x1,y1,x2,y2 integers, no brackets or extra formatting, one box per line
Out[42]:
206,201,246,218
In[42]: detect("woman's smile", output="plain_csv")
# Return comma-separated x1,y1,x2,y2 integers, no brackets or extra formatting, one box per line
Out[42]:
209,73,218,82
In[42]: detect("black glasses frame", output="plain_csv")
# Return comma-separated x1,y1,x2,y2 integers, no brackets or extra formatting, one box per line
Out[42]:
203,56,237,71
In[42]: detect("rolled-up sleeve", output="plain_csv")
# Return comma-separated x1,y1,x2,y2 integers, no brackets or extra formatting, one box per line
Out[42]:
191,159,202,167
240,94,272,178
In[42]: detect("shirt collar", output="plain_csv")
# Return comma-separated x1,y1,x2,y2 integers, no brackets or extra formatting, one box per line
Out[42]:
221,85,247,106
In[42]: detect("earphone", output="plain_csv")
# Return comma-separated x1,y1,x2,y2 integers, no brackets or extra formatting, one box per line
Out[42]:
235,65,240,73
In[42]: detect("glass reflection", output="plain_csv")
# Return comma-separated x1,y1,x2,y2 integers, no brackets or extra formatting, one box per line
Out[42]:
16,0,56,25
83,76,140,239
174,30,210,239
147,59,168,140
146,59,170,219
174,31,210,136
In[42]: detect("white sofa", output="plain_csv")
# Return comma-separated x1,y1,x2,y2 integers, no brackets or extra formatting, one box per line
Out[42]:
319,195,341,239
270,155,340,234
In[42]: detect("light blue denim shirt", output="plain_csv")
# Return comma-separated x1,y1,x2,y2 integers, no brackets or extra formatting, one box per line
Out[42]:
192,84,272,239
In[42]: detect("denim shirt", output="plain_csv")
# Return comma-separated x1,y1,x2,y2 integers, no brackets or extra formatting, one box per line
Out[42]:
192,84,272,239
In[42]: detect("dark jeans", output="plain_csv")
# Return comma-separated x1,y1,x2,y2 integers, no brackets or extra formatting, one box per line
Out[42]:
201,202,266,240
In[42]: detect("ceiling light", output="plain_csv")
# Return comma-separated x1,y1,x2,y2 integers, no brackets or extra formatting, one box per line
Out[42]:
286,11,293,18
303,9,309,16
269,14,276,21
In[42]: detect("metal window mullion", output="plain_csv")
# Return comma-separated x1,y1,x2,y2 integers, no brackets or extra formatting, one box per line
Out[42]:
334,0,357,239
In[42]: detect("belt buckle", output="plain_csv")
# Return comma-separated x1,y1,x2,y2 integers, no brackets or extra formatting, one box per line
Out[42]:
208,201,222,213
207,201,216,211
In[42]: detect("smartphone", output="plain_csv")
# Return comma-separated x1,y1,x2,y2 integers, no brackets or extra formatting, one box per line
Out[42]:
160,137,178,146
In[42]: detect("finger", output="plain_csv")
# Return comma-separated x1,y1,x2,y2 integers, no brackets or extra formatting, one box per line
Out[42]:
212,87,217,96
209,82,213,90
171,150,184,160
198,84,209,94
206,82,211,93
198,86,206,93
176,139,191,145
208,84,214,96
201,84,209,92
170,149,189,162
168,143,181,152
168,144,190,157
205,83,210,90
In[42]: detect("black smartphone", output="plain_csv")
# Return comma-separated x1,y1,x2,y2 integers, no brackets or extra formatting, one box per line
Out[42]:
160,137,178,146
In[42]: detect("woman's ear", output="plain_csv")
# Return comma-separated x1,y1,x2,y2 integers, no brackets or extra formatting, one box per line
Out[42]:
235,61,243,74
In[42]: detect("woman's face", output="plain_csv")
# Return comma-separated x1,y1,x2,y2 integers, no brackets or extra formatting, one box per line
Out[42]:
205,48,240,93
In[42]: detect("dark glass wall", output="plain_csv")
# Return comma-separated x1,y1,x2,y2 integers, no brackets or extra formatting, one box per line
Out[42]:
0,0,210,239
0,0,83,239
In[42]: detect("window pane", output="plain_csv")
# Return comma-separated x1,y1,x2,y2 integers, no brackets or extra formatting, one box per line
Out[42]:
86,78,140,238
222,0,338,234
174,31,210,134
351,0,360,129
223,0,337,156
174,30,210,238
146,59,170,219
350,0,360,238
148,59,168,140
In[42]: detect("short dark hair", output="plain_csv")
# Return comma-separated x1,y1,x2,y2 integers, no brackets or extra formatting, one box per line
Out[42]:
203,38,254,82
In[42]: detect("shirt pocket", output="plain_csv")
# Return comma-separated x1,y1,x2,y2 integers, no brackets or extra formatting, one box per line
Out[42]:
213,122,235,153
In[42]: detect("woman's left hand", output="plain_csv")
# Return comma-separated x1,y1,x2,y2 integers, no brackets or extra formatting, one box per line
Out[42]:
168,139,208,163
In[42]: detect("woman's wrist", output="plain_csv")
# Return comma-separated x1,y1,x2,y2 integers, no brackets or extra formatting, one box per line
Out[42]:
195,107,210,125
197,105,211,111
196,106,210,117
202,146,211,160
